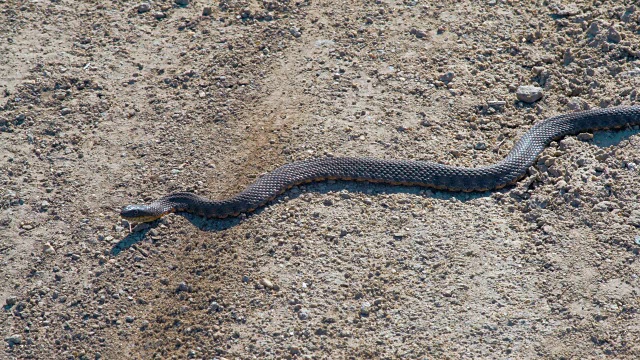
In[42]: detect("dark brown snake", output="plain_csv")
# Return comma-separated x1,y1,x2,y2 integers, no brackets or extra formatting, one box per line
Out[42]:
121,106,640,223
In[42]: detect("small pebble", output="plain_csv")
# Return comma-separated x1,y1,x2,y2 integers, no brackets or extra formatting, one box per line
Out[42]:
438,71,455,84
487,100,506,110
177,282,190,292
531,66,545,76
209,301,222,312
409,28,428,39
592,201,618,212
607,27,621,44
289,27,302,38
577,133,594,141
542,225,555,235
516,85,543,103
360,302,371,316
43,242,55,254
260,278,275,289
586,21,600,36
60,108,72,115
622,5,636,22
5,334,22,346
137,3,151,13
629,210,640,227
202,6,212,16
298,309,310,320
554,4,580,16
555,180,568,191
175,0,189,6
5,296,17,306
567,98,587,111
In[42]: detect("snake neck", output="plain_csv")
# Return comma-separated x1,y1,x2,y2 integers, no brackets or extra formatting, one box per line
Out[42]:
159,192,236,218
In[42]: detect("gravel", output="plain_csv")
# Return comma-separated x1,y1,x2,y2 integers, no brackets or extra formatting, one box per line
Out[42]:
516,85,544,103
137,3,150,13
587,21,600,36
177,282,190,292
438,71,455,84
607,27,621,43
628,210,640,227
487,100,506,110
360,302,371,316
42,242,55,254
208,301,222,313
5,334,22,346
577,133,594,141
474,142,487,150
259,278,275,289
298,309,310,320
2,0,640,359
409,28,428,39
5,296,17,306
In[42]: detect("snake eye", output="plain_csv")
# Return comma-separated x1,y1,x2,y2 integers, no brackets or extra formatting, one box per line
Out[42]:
120,205,142,219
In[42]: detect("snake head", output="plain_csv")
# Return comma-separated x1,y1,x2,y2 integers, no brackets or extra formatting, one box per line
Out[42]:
120,204,164,223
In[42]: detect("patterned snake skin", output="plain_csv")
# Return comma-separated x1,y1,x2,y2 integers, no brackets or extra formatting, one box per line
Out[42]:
121,106,640,222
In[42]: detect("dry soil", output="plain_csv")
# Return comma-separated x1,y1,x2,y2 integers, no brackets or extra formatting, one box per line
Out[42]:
2,0,640,359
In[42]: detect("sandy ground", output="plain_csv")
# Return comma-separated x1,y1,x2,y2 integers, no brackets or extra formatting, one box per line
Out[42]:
2,0,640,359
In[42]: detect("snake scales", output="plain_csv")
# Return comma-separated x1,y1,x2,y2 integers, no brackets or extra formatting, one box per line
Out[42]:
121,106,640,223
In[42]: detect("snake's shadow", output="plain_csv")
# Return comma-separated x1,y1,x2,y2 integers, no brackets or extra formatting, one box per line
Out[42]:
110,182,493,255
111,230,149,256
111,127,640,255
593,127,640,147
110,215,242,255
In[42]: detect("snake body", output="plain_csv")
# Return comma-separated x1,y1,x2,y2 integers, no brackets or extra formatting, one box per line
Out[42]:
121,106,640,223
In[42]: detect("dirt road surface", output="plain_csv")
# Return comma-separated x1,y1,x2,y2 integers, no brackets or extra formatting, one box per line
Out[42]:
2,0,640,358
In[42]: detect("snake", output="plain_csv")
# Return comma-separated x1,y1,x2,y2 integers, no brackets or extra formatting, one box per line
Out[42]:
121,106,640,223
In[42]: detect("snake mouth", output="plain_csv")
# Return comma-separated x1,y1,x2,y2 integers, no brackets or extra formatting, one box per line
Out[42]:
120,205,163,223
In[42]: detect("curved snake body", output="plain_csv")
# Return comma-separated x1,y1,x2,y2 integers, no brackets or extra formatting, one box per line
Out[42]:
121,106,640,222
